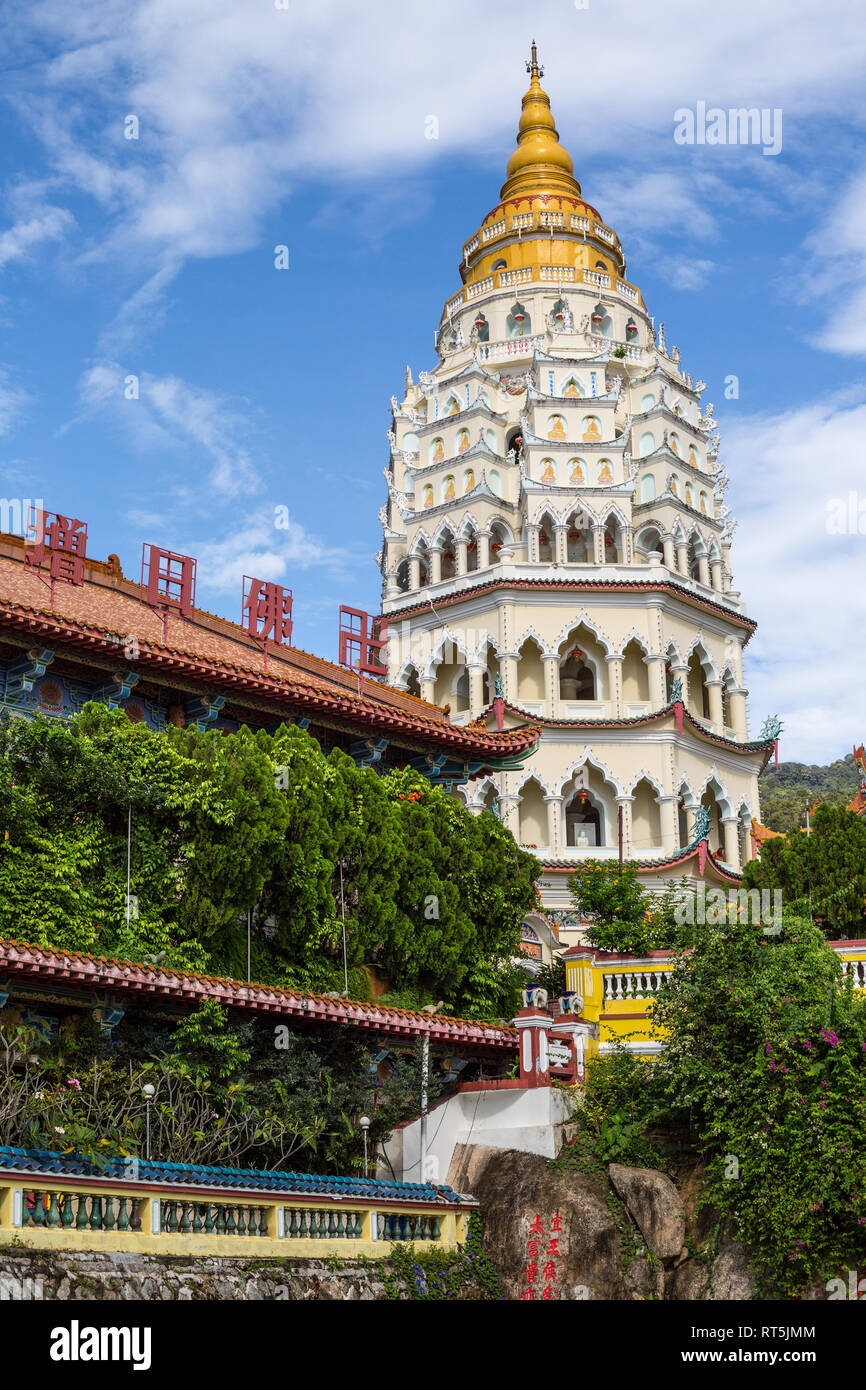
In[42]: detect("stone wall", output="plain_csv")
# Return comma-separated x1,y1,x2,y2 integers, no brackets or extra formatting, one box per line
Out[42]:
0,1249,395,1301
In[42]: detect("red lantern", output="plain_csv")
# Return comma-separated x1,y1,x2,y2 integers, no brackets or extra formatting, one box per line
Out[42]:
474,315,486,329
591,312,603,326
626,321,638,337
555,311,565,323
514,311,525,324
539,532,549,546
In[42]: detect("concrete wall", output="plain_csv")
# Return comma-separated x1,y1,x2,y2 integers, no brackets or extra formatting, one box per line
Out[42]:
383,1084,573,1183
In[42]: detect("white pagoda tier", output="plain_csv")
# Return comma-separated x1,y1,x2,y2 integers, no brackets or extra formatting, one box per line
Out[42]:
377,45,774,949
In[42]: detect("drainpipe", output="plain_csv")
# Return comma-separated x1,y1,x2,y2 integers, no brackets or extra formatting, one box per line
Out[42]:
420,1031,430,1183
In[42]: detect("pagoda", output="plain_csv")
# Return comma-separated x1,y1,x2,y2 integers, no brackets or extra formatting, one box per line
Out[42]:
378,45,775,945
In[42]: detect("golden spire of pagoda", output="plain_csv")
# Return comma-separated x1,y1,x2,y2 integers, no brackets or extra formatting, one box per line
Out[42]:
500,42,581,201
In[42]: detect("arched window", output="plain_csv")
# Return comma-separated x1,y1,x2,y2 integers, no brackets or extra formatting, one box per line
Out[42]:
441,474,456,503
590,302,613,336
669,431,680,456
463,468,475,493
639,431,655,456
540,457,557,484
422,483,434,509
640,473,656,502
582,415,602,441
566,514,591,562
457,427,470,453
471,311,489,343
489,469,502,498
568,457,585,485
597,458,613,485
700,491,709,515
684,482,694,508
537,515,556,562
562,376,582,398
565,786,603,847
506,302,530,338
625,318,638,340
641,393,655,412
688,445,698,467
560,650,596,700
444,396,460,417
484,427,496,451
402,431,419,453
430,436,445,465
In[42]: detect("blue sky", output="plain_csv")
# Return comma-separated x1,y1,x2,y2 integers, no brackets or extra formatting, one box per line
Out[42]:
1,0,865,762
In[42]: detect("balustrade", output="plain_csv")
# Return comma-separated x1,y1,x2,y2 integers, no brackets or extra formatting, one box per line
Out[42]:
159,1198,269,1237
482,219,506,242
376,1212,441,1242
602,969,669,1000
283,1207,363,1239
22,1190,142,1232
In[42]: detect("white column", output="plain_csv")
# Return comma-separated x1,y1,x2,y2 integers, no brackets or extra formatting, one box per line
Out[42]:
499,651,519,705
623,526,634,565
456,538,468,576
527,524,540,564
657,795,679,855
498,793,521,839
409,555,421,590
706,678,724,729
645,653,667,707
729,687,748,737
675,539,688,575
468,664,486,714
542,652,560,717
670,661,689,704
429,547,442,584
421,677,436,704
477,530,491,569
544,794,564,854
710,558,723,592
722,816,741,870
614,796,633,859
605,653,624,717
721,540,732,591
661,532,676,570
592,525,604,565
555,524,568,565
697,553,711,587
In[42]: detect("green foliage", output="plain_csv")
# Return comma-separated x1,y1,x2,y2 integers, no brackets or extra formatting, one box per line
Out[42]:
744,804,866,937
0,706,538,1018
758,753,857,834
382,1214,501,1300
567,860,684,953
578,913,866,1297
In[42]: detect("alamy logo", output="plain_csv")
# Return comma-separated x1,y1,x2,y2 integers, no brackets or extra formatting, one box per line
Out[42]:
674,102,783,156
673,885,783,932
49,1321,152,1371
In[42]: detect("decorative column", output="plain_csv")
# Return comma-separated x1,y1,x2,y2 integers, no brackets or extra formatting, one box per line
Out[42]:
544,794,564,854
721,538,733,591
670,661,689,708
697,553,711,587
456,537,468,577
721,816,741,870
645,653,667,708
421,677,436,704
605,653,624,717
661,532,676,570
468,664,486,714
542,652,560,717
555,524,568,565
706,678,724,729
527,523,540,564
592,524,604,565
623,525,634,565
615,795,633,859
675,538,689,575
728,686,748,738
477,530,491,569
499,651,519,705
512,991,553,1089
658,794,679,855
409,555,421,590
710,557,723,592
498,792,521,840
429,547,442,585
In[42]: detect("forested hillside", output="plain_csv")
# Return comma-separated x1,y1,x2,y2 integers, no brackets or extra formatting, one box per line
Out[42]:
758,752,858,833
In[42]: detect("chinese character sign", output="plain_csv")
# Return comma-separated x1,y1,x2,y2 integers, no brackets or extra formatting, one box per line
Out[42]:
521,1212,561,1300
25,509,88,585
338,606,387,678
243,577,293,645
141,544,196,617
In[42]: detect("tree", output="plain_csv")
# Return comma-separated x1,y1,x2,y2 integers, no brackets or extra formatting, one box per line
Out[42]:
743,804,866,938
567,860,682,954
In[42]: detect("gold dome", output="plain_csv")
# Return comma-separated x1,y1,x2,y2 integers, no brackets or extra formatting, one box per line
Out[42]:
500,43,581,201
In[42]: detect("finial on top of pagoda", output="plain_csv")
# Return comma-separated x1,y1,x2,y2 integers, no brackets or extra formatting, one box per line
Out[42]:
500,44,581,202
526,39,543,81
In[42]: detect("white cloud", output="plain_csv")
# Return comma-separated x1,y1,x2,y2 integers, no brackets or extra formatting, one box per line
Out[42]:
0,206,73,270
186,507,357,597
665,258,718,291
723,390,866,763
0,368,30,435
75,360,261,496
